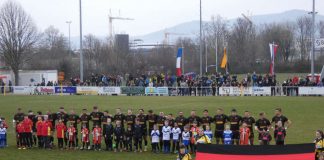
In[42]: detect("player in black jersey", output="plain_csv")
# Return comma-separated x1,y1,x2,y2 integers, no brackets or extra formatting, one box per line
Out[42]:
114,108,125,127
242,111,256,145
228,109,242,145
80,109,91,130
166,113,175,127
255,112,271,145
213,108,228,144
175,111,187,131
137,109,148,151
125,109,136,129
13,108,25,147
147,110,158,135
271,108,291,139
102,110,113,129
56,107,68,125
187,110,201,127
90,106,104,128
201,109,213,130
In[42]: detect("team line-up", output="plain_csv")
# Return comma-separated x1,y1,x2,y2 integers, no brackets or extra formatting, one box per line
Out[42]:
3,107,292,154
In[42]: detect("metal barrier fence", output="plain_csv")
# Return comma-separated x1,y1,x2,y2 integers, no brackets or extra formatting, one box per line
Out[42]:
0,86,323,96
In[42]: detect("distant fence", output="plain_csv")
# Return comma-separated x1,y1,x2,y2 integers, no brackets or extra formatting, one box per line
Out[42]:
0,86,323,96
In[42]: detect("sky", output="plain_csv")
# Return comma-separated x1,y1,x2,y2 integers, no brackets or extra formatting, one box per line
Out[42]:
0,0,323,38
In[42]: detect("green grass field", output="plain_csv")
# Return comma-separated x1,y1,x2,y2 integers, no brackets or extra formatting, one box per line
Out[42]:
0,95,323,160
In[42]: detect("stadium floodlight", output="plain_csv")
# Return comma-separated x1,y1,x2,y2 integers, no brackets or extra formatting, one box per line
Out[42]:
199,0,202,76
79,0,84,82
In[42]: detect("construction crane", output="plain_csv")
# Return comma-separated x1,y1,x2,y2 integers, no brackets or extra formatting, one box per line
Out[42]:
108,10,134,38
241,13,253,25
164,32,189,45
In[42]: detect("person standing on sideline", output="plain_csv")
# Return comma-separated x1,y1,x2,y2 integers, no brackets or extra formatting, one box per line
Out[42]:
137,109,148,152
162,120,172,154
172,123,181,153
151,124,160,153
274,121,286,145
228,109,242,145
242,111,255,145
213,108,228,144
314,130,324,160
239,122,250,145
255,112,271,145
55,119,66,150
271,108,291,141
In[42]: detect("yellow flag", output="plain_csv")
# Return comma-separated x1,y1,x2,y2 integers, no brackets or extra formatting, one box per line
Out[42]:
220,47,227,68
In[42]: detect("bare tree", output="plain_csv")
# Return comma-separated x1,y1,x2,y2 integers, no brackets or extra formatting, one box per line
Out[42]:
228,18,257,73
296,16,312,61
0,1,39,85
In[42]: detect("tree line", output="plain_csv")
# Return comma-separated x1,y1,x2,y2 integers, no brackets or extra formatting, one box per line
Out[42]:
0,1,324,85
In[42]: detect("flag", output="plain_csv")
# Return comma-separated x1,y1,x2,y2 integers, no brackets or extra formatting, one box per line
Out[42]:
220,47,227,69
176,48,183,76
269,43,279,75
320,65,324,81
196,143,314,160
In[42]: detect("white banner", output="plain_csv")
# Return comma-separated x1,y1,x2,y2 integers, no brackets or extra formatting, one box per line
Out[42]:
35,86,54,94
219,87,252,96
252,87,271,95
13,86,34,95
145,87,169,95
315,38,324,49
299,87,324,95
98,87,121,95
77,87,99,95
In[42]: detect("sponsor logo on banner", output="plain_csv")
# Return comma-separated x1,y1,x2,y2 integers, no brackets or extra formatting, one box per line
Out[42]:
54,87,76,94
121,87,145,95
252,87,271,95
219,87,252,96
13,86,34,94
98,87,121,95
35,86,54,94
145,87,169,95
299,87,324,95
145,87,157,94
219,87,231,95
156,87,168,95
77,87,99,95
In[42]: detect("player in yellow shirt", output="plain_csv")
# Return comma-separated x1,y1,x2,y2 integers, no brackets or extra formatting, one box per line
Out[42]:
177,144,192,160
315,130,324,160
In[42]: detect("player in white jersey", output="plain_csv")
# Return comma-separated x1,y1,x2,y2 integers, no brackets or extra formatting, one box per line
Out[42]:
162,120,171,153
172,123,182,153
181,125,190,150
151,124,160,153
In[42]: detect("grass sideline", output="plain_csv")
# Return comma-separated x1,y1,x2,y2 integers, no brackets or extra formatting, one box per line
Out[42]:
0,95,323,160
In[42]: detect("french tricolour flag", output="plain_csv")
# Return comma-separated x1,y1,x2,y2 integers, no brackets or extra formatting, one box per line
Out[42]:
176,48,183,77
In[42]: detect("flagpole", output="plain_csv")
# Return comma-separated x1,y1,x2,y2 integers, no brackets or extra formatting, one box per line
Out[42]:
199,0,203,77
273,42,275,75
205,37,208,73
182,44,184,74
215,34,218,73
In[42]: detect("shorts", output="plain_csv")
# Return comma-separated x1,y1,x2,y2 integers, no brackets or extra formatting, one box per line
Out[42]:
142,128,147,136
215,130,224,138
182,140,189,146
232,131,240,140
249,132,254,139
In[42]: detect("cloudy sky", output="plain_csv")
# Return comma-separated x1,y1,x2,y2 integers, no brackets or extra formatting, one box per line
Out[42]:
0,0,323,37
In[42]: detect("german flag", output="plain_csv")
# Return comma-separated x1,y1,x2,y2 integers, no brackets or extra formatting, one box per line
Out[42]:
196,143,314,160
